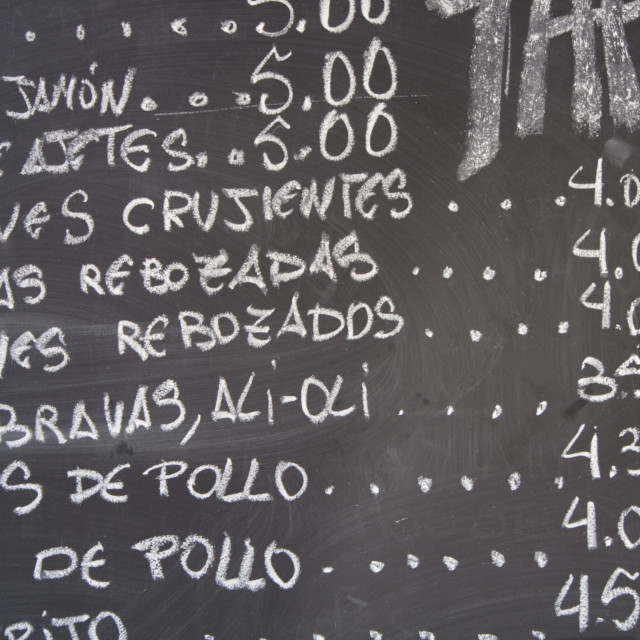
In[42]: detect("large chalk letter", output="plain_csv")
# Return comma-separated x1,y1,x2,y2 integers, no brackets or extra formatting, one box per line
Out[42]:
131,535,180,580
33,546,78,580
427,0,511,179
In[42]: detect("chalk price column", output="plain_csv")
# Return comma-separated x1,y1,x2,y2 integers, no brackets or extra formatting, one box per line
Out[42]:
568,158,640,401
557,420,640,633
246,0,398,172
554,156,640,633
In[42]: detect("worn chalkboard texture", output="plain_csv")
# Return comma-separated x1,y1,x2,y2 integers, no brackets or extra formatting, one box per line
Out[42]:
2,1,640,638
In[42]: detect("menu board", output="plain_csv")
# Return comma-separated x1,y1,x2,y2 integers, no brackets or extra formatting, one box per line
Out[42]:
2,1,640,638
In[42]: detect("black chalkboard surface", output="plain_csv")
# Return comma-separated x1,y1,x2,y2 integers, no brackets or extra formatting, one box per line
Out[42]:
2,1,640,638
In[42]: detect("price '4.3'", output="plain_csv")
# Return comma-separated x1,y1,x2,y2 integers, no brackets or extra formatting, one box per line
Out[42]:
562,423,640,480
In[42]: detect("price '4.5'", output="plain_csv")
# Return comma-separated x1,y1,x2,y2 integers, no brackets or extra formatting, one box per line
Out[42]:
556,568,640,632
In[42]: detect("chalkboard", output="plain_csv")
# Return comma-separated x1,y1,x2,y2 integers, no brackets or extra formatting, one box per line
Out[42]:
2,1,640,638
